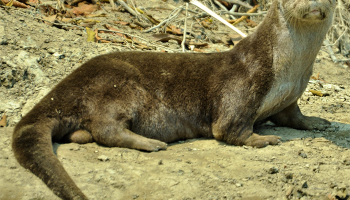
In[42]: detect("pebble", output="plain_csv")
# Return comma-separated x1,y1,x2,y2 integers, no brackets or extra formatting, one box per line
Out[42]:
235,183,242,187
302,181,308,188
97,155,109,162
268,167,279,174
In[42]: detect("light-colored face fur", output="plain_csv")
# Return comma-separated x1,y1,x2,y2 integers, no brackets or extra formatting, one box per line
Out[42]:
281,0,336,22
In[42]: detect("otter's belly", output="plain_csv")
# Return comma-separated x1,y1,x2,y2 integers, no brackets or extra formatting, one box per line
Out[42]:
131,102,211,143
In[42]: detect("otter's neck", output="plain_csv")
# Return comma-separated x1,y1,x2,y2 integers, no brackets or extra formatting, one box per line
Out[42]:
267,1,333,74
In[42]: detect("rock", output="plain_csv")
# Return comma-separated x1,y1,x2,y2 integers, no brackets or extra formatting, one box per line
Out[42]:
235,183,242,187
302,181,308,188
97,155,109,162
298,150,307,158
268,167,279,174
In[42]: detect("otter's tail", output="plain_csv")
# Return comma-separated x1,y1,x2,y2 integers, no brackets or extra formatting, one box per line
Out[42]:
12,123,88,200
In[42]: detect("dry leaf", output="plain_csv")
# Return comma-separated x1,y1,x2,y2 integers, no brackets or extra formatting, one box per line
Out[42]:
0,114,7,127
188,41,208,48
104,24,126,38
42,14,57,25
165,25,182,35
326,194,336,200
246,19,258,27
94,28,103,41
152,33,182,44
309,89,323,97
113,21,129,25
2,0,29,8
61,18,73,23
193,48,206,52
217,0,230,8
86,13,107,18
72,3,99,16
86,27,95,42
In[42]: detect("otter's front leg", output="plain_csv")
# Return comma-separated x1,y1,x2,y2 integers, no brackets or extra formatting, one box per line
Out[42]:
269,101,330,130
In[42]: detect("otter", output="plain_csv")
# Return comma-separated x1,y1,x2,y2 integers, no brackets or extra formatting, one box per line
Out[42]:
12,0,335,199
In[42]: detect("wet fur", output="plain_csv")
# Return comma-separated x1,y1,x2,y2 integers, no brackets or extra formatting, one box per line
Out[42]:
12,0,335,199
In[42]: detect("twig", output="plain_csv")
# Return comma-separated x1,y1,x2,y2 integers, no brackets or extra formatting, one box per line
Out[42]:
212,0,238,20
143,6,183,33
212,0,227,11
231,4,259,25
323,40,350,63
129,0,139,17
36,17,85,29
220,0,253,9
109,0,115,10
324,27,348,47
219,10,267,16
182,2,189,52
190,0,247,37
98,29,180,52
117,0,138,16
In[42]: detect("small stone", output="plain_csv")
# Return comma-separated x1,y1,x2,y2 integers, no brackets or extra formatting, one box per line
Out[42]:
286,186,294,196
302,181,308,188
329,182,337,188
158,160,163,165
98,155,109,162
298,150,307,158
285,173,293,179
235,183,242,187
268,167,279,174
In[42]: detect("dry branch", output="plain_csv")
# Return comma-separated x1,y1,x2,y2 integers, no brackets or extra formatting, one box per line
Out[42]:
230,4,259,25
323,40,350,63
143,6,183,33
98,29,181,52
219,10,267,16
116,0,137,16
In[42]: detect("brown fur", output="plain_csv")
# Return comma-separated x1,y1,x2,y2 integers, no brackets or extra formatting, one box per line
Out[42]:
12,0,335,199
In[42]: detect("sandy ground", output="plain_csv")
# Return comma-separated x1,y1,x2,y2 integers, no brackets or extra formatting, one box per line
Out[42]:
0,0,350,199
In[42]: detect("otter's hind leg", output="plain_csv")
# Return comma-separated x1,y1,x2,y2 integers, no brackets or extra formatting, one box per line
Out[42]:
269,101,331,130
91,119,167,152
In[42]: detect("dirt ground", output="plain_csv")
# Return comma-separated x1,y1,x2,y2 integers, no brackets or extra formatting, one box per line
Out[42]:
1,0,350,200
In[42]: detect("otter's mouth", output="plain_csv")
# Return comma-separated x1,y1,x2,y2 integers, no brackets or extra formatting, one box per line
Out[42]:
309,9,320,15
302,9,325,20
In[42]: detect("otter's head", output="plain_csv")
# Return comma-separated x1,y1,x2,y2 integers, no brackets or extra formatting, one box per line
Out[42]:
280,0,336,22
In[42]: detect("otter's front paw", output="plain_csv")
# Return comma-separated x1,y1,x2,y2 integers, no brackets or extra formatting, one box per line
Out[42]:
299,116,331,131
244,133,281,148
144,139,168,152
